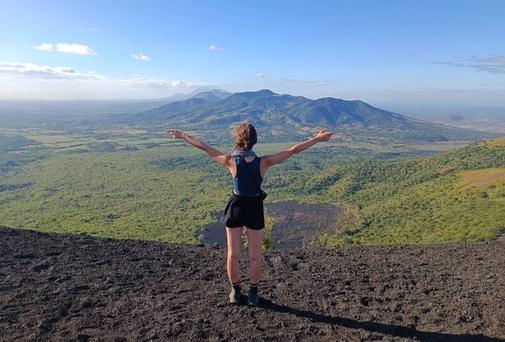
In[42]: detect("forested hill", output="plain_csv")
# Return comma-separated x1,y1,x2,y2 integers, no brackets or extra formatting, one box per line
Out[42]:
115,89,494,143
298,137,505,245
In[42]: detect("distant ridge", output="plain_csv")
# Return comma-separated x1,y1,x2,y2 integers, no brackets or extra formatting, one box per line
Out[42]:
191,89,231,101
115,89,495,142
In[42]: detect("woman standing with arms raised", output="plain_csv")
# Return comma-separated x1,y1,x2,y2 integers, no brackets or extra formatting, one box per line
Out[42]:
168,123,333,306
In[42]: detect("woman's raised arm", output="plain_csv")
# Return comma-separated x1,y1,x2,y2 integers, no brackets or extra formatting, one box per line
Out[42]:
167,129,231,167
262,129,334,169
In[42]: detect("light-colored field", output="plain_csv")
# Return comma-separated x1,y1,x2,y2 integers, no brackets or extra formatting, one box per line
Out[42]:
486,136,505,147
409,140,472,152
458,167,505,190
0,128,20,134
23,132,75,144
95,128,147,135
19,131,94,149
102,137,168,145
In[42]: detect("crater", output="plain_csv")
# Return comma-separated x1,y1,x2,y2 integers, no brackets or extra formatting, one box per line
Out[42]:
203,201,341,249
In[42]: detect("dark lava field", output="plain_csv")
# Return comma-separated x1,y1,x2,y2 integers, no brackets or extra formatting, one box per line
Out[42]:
1,226,504,341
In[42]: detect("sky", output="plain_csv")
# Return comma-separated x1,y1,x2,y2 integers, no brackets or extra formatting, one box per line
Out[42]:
1,0,505,107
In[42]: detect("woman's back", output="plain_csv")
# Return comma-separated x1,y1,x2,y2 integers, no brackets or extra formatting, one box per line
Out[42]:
231,150,263,197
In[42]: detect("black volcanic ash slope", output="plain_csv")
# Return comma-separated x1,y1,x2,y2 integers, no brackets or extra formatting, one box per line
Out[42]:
1,226,504,341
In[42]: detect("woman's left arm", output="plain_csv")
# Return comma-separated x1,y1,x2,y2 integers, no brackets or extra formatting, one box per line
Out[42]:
167,129,231,166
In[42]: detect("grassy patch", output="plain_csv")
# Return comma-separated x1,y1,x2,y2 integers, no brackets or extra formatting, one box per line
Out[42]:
457,168,505,190
23,132,76,145
485,136,505,147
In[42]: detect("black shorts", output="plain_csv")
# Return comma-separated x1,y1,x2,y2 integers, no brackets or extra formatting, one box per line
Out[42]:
221,193,265,230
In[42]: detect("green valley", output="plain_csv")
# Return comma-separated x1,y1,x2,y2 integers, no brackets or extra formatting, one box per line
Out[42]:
1,127,504,246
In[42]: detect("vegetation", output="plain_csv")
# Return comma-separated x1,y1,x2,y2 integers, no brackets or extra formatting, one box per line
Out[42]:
127,89,495,143
1,127,504,247
0,129,394,244
317,139,505,245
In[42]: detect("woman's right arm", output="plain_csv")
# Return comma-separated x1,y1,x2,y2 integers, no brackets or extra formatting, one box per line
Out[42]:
167,128,232,167
262,129,333,171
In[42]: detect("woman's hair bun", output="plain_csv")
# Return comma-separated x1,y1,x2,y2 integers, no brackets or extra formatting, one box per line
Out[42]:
233,121,257,150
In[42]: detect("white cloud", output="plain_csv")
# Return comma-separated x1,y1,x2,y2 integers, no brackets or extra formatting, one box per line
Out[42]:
0,61,104,80
56,43,96,55
256,73,266,78
121,75,204,88
0,61,207,99
0,62,204,90
131,53,151,61
33,42,97,55
34,43,53,51
209,44,224,51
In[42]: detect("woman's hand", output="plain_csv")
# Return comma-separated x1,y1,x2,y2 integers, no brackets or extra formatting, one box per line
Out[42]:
167,128,185,139
314,129,334,142
166,129,230,167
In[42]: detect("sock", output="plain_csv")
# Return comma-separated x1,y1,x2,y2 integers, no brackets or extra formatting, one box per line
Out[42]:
231,280,241,289
250,282,259,292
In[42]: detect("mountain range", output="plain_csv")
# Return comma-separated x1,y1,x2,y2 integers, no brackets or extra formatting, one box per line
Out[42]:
116,89,494,143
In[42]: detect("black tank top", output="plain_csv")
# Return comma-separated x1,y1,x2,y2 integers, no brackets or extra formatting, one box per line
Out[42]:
231,149,263,196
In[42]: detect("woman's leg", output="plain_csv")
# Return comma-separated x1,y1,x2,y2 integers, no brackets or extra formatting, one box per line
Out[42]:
225,227,243,284
246,228,264,284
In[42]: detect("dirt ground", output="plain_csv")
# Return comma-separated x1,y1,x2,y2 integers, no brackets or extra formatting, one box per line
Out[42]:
1,226,504,341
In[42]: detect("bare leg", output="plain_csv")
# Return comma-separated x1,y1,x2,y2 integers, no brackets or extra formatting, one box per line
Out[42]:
246,228,264,284
226,227,243,284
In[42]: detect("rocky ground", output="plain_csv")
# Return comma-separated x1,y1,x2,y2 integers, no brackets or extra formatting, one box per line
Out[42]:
1,226,504,341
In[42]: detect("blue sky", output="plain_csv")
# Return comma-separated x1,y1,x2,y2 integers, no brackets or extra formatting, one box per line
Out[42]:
1,0,504,106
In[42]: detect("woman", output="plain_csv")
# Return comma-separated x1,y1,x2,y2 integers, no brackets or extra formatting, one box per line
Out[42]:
168,123,333,306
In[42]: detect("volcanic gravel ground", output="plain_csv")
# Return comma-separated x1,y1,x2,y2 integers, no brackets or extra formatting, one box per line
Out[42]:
1,226,504,341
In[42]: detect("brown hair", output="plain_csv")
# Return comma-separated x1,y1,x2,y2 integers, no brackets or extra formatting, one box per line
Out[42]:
233,122,257,151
